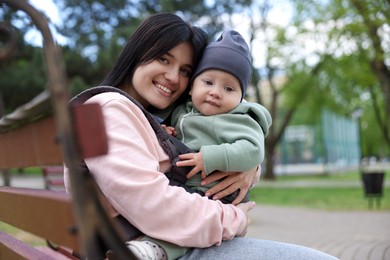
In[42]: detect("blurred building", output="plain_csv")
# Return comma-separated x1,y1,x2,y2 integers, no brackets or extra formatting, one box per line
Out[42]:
276,110,361,175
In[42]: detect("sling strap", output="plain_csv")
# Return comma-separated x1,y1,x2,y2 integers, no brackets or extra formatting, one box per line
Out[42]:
69,86,197,241
69,86,192,185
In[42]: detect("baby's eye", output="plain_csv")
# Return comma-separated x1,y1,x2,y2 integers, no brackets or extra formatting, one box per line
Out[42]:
225,86,234,92
203,80,213,86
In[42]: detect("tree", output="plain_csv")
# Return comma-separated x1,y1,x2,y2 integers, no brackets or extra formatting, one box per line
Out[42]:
0,4,46,111
55,0,242,59
238,0,390,178
0,38,46,112
292,0,390,155
236,0,331,179
350,0,390,148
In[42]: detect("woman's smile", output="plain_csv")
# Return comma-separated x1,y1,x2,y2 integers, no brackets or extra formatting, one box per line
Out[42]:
155,82,173,95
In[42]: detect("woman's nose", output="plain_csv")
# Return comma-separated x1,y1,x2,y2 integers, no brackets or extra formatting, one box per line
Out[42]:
164,68,180,84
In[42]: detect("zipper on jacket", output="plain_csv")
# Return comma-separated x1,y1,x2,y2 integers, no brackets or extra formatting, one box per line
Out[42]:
179,109,198,143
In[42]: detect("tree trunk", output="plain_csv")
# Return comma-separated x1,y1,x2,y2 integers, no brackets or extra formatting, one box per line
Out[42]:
263,139,276,180
351,0,390,147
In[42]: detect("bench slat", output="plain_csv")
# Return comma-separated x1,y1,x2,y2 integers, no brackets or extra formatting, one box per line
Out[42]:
0,116,62,168
0,187,80,252
0,103,109,169
0,231,54,260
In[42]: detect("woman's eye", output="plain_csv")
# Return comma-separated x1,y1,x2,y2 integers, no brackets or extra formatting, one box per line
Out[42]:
180,68,191,77
159,57,169,64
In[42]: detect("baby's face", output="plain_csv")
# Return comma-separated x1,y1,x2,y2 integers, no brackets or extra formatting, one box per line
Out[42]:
190,69,242,116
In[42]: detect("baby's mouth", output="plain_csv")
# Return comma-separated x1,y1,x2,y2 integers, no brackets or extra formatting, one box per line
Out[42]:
206,100,219,107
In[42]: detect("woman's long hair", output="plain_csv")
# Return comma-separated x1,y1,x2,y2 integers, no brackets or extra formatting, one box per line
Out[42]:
100,13,208,92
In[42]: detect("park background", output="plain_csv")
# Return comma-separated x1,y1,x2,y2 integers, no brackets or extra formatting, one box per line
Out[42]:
0,1,390,259
1,0,389,179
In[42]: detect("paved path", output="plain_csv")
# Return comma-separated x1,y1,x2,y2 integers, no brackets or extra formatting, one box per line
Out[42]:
247,205,390,260
2,175,390,259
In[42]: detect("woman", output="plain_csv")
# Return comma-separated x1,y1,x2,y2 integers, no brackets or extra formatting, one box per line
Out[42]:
65,13,338,260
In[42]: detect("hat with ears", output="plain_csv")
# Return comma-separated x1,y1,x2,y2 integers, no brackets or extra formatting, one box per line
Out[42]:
191,30,252,99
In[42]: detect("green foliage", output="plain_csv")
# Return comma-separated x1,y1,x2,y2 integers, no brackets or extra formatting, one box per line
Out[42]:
54,0,239,59
1,0,389,161
55,0,147,54
0,43,45,112
0,42,100,112
288,0,390,157
360,86,389,157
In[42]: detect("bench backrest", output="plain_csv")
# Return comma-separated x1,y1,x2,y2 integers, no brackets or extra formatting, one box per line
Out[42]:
0,103,114,259
0,114,79,259
0,116,61,168
0,186,79,259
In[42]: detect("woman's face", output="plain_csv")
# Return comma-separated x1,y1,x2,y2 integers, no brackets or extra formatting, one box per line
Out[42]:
130,42,194,109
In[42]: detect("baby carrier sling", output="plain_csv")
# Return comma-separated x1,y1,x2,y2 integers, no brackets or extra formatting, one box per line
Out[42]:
69,86,247,240
70,86,192,186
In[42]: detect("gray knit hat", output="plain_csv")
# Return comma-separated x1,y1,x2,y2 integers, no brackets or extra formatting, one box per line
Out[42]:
191,30,252,99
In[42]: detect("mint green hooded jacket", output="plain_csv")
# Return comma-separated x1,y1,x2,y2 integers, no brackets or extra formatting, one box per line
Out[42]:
171,100,272,191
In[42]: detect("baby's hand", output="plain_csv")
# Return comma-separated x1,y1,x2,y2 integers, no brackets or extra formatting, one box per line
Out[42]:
176,152,206,179
161,124,177,136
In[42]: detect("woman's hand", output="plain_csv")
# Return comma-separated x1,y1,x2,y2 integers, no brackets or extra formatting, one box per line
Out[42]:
235,201,256,237
202,167,260,205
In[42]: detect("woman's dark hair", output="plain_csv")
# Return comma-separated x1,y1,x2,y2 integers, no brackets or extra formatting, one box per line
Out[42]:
100,13,208,91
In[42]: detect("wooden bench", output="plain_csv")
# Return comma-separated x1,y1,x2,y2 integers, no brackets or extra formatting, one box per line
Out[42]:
0,1,137,259
0,186,79,259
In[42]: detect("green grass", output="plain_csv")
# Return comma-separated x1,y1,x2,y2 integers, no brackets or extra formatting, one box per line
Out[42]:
252,170,390,211
251,186,390,210
0,221,45,246
8,167,42,175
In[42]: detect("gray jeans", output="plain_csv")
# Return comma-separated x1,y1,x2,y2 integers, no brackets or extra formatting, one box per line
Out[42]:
180,237,339,260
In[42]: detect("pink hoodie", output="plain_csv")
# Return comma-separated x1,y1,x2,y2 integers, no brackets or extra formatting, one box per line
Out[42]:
64,92,247,247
